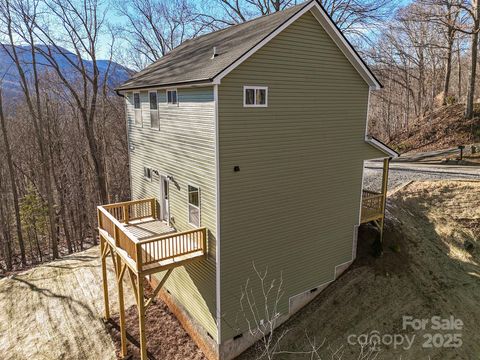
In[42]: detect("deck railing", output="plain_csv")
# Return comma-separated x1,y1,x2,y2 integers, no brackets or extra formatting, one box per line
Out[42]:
97,199,207,272
102,198,157,224
139,228,207,268
361,190,384,223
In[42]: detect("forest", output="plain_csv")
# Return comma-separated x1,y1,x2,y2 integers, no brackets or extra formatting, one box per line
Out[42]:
0,0,479,271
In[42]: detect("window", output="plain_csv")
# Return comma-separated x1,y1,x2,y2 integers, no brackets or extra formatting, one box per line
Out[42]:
133,92,142,126
243,86,268,107
134,92,141,108
188,185,200,227
143,166,152,181
149,91,159,129
167,89,178,105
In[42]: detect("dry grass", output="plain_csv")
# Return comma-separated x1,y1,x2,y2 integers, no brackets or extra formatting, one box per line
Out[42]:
0,246,136,360
392,104,479,153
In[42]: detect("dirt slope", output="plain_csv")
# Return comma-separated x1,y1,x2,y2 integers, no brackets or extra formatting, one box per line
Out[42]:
391,104,479,153
239,181,480,360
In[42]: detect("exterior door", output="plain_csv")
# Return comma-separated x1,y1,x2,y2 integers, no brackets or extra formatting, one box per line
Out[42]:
160,176,169,222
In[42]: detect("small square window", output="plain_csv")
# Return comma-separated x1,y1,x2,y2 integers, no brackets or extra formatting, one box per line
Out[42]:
167,90,178,104
243,86,268,107
188,185,200,227
143,166,152,181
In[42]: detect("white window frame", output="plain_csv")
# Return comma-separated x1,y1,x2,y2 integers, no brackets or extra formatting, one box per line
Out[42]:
149,90,160,130
133,92,142,127
243,86,268,107
143,166,152,182
187,184,201,227
166,89,178,105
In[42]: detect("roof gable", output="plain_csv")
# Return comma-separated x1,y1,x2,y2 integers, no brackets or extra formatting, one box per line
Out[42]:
117,0,381,92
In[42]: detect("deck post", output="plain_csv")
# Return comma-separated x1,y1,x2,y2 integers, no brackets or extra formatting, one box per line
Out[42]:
137,273,148,360
123,205,129,225
116,255,127,357
100,236,110,320
151,198,157,219
379,157,391,242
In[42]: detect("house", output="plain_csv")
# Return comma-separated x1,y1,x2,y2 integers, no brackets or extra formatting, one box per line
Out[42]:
97,1,399,359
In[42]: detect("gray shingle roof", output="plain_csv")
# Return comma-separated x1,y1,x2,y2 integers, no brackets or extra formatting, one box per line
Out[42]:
116,2,310,91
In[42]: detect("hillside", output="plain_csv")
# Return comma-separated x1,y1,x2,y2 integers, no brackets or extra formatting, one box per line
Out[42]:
390,104,480,154
0,44,131,96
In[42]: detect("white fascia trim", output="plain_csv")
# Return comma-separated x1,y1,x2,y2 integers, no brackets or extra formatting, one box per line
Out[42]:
213,84,222,343
213,1,381,90
365,136,399,158
213,1,316,83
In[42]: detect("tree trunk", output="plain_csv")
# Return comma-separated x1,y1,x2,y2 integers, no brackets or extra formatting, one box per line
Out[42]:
0,196,13,270
466,1,480,119
458,38,462,100
443,35,454,105
83,116,108,204
0,88,26,266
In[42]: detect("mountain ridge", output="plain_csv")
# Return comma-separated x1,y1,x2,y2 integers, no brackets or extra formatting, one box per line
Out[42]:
0,44,131,96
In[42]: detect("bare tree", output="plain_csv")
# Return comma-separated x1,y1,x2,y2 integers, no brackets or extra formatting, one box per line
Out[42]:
0,86,27,266
0,0,130,269
0,152,13,271
367,0,480,144
463,0,480,118
116,0,208,70
26,0,113,204
197,0,395,44
415,1,464,104
0,0,60,259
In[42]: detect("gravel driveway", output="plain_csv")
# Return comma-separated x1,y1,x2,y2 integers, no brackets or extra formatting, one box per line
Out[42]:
363,160,480,192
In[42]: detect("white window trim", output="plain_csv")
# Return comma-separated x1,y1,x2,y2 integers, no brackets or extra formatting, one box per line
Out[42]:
143,166,153,182
133,92,142,127
166,88,178,106
148,90,160,130
187,184,201,227
243,86,268,107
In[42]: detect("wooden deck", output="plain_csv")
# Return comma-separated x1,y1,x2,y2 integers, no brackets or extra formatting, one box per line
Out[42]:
97,198,208,360
360,189,384,224
97,199,207,275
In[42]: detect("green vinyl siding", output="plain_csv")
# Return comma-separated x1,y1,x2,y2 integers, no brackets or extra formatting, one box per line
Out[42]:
126,87,218,340
217,11,379,341
364,142,392,159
